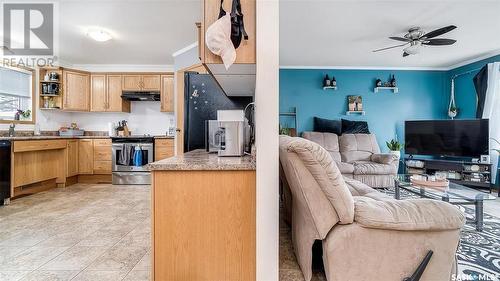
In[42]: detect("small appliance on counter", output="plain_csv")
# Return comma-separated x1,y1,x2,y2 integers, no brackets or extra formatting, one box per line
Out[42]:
206,110,248,157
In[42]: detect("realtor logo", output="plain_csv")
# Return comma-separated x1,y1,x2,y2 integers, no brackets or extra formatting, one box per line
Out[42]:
3,3,54,56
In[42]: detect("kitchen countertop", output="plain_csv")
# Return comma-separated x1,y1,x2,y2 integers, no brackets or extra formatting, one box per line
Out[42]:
148,149,256,171
0,135,175,141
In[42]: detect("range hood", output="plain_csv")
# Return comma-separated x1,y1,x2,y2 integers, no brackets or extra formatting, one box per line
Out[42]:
204,64,255,97
121,92,160,101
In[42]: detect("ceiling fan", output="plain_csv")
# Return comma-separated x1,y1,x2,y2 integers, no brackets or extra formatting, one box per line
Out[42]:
373,25,457,57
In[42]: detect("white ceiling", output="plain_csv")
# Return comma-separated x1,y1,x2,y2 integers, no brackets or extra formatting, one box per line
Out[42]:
280,0,500,69
58,0,201,65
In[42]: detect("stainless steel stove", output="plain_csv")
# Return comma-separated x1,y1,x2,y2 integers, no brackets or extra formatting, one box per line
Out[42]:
111,136,154,185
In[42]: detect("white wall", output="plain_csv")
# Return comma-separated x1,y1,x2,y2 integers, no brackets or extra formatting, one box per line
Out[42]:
255,0,279,280
67,102,174,135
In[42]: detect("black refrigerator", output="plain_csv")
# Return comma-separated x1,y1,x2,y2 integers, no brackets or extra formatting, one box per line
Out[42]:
183,72,252,152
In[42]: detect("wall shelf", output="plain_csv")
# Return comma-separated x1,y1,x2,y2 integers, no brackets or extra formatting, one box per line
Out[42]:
323,86,338,91
374,87,398,93
280,107,298,136
346,111,365,116
40,107,61,110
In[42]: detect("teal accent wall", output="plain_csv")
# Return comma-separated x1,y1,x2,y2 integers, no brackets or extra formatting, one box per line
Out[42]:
279,69,448,151
447,54,500,119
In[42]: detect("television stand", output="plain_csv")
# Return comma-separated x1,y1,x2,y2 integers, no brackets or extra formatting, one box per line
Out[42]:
404,157,492,191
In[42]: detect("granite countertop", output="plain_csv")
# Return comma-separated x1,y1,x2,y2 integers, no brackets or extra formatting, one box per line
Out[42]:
0,135,110,141
0,135,175,141
148,149,256,171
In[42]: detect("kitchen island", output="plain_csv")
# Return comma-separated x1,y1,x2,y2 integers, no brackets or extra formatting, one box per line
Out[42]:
148,149,256,281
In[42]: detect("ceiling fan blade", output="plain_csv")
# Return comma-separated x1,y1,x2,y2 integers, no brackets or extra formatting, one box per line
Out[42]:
372,43,409,53
389,36,411,42
423,38,456,46
422,25,457,39
403,52,410,57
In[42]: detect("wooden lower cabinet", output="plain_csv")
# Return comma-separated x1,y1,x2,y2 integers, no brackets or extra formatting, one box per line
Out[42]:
11,140,67,196
93,139,112,175
154,139,174,160
152,170,256,281
78,139,94,174
10,138,115,197
66,140,79,177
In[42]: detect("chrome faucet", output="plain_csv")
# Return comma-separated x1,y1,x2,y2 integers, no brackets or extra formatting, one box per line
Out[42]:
8,123,15,137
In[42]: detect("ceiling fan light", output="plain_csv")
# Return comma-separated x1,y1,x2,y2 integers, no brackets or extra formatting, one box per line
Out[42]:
404,43,421,55
87,29,113,42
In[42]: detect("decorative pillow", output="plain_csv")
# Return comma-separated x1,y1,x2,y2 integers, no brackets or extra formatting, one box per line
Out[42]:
314,117,342,135
341,119,370,134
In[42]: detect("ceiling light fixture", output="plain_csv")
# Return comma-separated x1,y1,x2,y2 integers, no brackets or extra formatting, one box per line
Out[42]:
87,29,113,42
403,41,421,55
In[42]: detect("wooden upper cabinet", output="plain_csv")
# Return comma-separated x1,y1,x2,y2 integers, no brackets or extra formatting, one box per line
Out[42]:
91,75,107,112
122,74,161,92
107,75,130,112
63,70,90,111
66,140,79,177
122,75,142,91
78,139,94,175
142,75,161,91
202,0,255,64
90,74,130,113
160,75,174,112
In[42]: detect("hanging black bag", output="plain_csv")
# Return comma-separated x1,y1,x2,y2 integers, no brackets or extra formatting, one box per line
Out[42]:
217,0,249,49
230,0,248,48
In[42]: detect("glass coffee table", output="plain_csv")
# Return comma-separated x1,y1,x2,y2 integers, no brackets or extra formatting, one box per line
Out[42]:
394,174,496,231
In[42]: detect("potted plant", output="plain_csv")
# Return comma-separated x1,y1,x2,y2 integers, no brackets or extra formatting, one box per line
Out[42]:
21,110,31,121
279,124,291,136
448,105,458,119
386,139,402,157
17,109,31,121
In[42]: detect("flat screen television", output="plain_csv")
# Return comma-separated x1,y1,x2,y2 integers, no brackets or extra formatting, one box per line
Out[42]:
405,119,489,158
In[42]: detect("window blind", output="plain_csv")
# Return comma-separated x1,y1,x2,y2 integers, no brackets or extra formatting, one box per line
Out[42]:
0,66,32,98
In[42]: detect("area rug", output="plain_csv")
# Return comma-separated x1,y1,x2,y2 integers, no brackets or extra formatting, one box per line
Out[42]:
279,188,500,281
380,188,500,281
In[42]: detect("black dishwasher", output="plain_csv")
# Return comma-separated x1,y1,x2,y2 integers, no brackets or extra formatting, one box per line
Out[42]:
0,140,11,205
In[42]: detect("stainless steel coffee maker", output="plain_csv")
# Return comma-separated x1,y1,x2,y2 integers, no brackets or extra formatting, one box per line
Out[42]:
206,110,248,157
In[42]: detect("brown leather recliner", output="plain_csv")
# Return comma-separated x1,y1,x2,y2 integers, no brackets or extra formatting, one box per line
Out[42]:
279,135,465,281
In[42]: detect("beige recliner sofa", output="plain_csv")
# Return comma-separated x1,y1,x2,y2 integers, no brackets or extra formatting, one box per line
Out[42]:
279,135,465,281
302,132,399,188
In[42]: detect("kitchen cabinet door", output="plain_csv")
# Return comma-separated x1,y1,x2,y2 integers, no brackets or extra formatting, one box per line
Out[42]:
155,139,175,160
66,140,79,177
90,74,107,112
142,75,161,91
93,139,112,175
203,0,255,64
78,139,93,174
122,75,142,91
63,70,90,111
107,75,130,112
160,75,174,112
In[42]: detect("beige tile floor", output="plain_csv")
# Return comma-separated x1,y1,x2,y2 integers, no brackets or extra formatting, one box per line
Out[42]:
0,184,151,281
